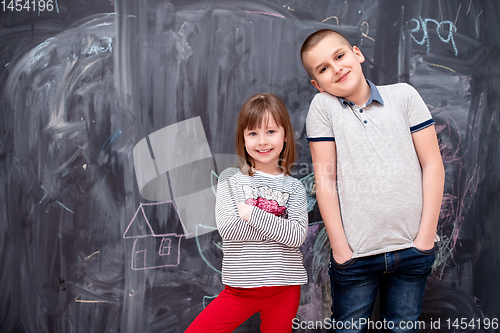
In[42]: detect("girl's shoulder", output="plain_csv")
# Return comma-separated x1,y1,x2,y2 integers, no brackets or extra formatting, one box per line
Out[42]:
284,175,306,194
218,167,241,182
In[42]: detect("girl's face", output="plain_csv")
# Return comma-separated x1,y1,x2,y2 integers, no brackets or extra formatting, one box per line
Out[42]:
243,114,286,175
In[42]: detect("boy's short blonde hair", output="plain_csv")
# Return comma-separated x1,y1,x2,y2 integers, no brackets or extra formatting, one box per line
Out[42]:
235,93,296,176
300,29,352,79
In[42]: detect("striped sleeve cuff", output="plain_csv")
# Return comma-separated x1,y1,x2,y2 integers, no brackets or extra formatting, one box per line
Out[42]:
410,119,435,133
306,137,335,142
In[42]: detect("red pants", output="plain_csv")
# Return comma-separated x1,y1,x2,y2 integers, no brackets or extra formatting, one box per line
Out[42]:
185,285,301,333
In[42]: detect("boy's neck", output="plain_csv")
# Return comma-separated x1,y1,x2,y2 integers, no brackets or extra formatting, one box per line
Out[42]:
345,80,371,107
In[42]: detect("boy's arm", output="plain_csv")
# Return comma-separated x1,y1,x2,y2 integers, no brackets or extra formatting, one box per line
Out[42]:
412,125,445,250
309,141,353,263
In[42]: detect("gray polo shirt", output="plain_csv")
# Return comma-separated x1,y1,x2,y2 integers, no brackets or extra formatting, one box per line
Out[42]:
306,81,434,258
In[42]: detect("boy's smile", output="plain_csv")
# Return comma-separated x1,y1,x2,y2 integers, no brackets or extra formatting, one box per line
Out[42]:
336,72,349,82
303,34,370,105
244,115,285,175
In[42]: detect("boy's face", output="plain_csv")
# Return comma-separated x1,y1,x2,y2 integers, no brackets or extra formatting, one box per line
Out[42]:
303,34,365,100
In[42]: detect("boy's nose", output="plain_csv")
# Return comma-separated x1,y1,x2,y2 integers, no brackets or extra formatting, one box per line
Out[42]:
332,63,343,73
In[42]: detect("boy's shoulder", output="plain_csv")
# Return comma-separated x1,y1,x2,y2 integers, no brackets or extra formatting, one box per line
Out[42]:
311,91,340,103
308,92,343,113
376,82,410,91
309,82,413,106
374,82,420,99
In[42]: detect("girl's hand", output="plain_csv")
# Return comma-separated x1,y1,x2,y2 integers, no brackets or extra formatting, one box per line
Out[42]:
238,203,253,221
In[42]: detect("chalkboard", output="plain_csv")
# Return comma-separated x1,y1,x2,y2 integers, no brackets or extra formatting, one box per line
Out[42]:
1,0,499,332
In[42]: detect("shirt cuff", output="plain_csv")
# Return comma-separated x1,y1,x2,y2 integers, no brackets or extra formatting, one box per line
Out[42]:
410,119,434,133
306,137,335,142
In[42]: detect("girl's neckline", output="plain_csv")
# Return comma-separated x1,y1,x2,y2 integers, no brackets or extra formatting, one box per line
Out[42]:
254,169,285,178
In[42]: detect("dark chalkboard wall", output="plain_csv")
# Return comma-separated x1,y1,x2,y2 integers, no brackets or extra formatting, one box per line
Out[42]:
1,0,499,332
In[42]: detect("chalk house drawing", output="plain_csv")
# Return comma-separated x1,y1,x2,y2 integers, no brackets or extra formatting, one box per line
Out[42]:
123,201,187,270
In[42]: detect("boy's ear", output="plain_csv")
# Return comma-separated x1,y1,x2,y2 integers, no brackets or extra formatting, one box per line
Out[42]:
311,79,324,92
353,46,365,64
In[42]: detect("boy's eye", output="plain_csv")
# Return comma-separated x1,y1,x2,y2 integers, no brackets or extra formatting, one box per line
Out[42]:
319,66,327,74
336,53,344,60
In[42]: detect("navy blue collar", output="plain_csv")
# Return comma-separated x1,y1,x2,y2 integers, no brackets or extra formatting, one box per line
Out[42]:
338,80,384,108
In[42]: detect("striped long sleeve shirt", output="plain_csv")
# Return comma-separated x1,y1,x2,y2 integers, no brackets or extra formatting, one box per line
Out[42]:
216,167,308,288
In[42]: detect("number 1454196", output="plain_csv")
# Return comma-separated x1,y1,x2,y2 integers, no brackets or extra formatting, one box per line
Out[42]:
2,0,56,12
446,318,498,330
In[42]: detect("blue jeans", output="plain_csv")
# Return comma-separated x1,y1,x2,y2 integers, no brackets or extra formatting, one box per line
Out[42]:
329,247,435,332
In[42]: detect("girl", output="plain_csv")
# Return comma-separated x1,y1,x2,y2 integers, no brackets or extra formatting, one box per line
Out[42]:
186,93,308,332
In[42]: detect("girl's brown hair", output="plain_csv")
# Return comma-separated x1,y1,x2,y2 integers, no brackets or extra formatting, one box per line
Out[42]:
235,93,296,176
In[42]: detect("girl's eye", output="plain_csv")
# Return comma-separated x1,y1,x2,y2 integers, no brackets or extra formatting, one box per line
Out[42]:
268,130,275,134
248,132,256,136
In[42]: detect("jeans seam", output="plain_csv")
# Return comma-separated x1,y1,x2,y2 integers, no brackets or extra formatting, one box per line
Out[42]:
385,252,399,274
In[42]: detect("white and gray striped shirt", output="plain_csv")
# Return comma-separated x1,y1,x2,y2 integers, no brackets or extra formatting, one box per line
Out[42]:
216,167,308,288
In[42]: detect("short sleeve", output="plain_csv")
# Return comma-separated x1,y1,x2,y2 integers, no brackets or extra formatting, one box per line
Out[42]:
306,93,336,142
404,84,435,133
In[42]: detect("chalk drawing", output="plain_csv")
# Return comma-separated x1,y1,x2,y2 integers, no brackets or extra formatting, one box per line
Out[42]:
361,22,375,42
211,170,218,197
246,11,285,19
203,295,218,308
409,17,458,56
57,200,74,214
123,201,188,270
84,251,99,261
454,3,461,26
195,224,221,275
299,173,317,213
322,16,339,25
86,36,113,55
75,295,108,304
475,10,482,37
428,63,456,73
466,0,472,15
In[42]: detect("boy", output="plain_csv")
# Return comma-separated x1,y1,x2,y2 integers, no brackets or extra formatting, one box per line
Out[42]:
300,29,445,332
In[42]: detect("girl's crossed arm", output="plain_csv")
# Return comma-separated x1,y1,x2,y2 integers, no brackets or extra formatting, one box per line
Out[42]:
215,175,266,242
239,182,308,248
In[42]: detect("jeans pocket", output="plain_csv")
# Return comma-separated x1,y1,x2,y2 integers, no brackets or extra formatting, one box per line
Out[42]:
333,257,356,268
412,246,435,255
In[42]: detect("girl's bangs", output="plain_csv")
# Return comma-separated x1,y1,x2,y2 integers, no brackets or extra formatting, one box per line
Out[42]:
244,107,283,130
